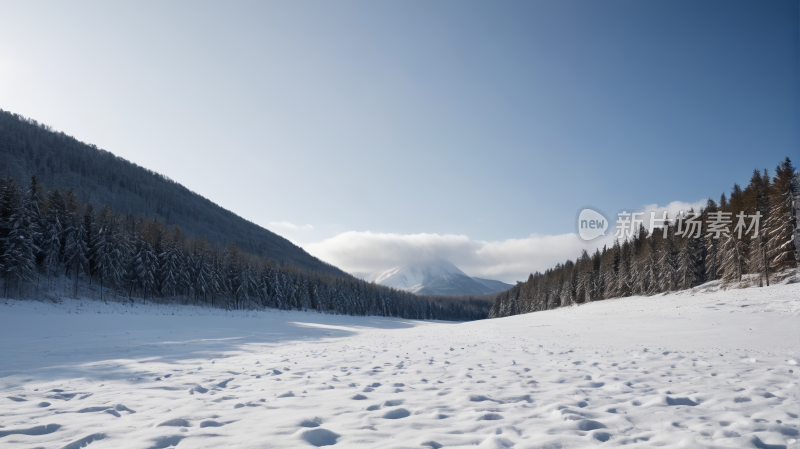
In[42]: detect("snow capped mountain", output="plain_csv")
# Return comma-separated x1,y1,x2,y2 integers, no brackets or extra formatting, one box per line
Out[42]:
360,259,512,295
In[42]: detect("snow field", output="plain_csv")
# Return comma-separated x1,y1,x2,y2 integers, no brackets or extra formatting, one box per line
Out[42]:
0,280,798,448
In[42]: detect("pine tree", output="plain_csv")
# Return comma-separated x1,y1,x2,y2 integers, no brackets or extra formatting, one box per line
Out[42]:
0,178,20,272
2,189,40,297
765,157,798,270
159,227,186,299
63,221,90,297
729,183,745,216
720,234,747,285
82,203,96,279
657,227,678,292
133,237,157,303
702,202,722,281
41,213,63,278
795,171,800,264
222,244,243,309
602,240,620,299
676,236,699,290
208,249,224,308
272,271,285,309
194,247,212,305
616,239,632,297
90,206,123,301
42,188,67,276
747,234,770,287
27,176,43,246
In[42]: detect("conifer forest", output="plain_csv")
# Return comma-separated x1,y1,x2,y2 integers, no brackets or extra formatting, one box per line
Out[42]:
489,157,799,318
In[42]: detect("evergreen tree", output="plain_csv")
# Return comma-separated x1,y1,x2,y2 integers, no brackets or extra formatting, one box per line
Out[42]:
2,187,40,297
0,178,20,271
702,202,722,281
159,227,186,299
676,236,700,290
657,226,678,292
616,239,632,297
720,234,747,285
133,237,157,303
765,157,798,270
195,246,212,305
82,203,96,278
41,212,63,277
90,205,123,301
63,220,90,297
748,234,770,287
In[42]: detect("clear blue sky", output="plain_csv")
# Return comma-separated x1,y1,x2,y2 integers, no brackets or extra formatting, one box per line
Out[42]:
1,0,797,281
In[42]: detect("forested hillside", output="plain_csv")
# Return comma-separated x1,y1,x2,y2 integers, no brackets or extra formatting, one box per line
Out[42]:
490,157,799,318
0,175,491,320
0,110,345,276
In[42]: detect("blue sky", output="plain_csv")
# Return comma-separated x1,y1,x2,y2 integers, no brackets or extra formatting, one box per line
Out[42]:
1,0,797,282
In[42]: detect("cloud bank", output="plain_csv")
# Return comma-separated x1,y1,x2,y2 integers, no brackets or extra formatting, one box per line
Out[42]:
305,200,705,284
305,231,599,284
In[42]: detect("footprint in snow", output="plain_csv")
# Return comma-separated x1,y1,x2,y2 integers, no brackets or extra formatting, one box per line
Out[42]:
199,420,224,428
298,417,323,428
190,385,208,394
577,420,606,431
148,435,185,449
157,418,190,427
382,408,410,419
300,428,339,447
478,413,503,421
666,396,698,406
592,431,612,442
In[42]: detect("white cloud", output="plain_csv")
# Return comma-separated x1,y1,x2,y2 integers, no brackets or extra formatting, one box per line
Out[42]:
305,231,597,284
304,200,705,284
268,221,314,231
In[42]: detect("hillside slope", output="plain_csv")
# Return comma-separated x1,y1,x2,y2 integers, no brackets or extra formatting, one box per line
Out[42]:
0,110,348,277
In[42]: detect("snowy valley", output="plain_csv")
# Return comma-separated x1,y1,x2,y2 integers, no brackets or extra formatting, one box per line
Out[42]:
0,279,797,448
1,4,798,449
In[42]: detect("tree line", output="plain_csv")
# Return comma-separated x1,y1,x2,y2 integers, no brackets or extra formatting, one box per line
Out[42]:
490,157,799,318
0,175,490,321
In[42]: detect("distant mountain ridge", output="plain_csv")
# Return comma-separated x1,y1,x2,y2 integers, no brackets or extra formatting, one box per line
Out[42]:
359,259,513,295
0,109,349,277
473,277,515,292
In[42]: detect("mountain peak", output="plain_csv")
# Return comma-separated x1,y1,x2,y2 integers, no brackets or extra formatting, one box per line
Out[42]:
360,259,511,295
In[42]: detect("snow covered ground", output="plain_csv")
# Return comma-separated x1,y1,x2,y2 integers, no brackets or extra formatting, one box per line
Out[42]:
0,279,798,449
